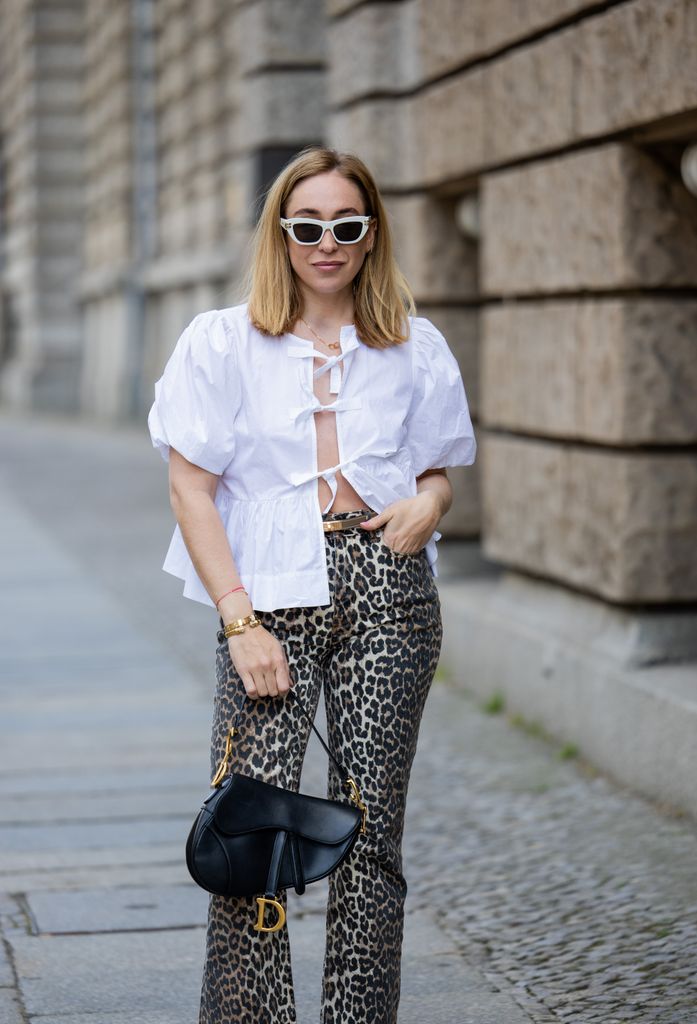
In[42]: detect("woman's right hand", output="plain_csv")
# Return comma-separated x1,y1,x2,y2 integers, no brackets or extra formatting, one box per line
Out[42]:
227,626,294,699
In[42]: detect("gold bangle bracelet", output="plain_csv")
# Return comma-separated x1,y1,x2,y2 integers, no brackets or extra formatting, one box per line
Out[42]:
223,614,261,639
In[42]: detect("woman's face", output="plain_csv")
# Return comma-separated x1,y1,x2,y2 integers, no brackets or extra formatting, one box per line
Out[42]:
283,170,376,303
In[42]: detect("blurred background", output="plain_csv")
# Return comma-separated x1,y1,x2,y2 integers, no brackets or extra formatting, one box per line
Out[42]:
1,3,697,1022
1,0,695,810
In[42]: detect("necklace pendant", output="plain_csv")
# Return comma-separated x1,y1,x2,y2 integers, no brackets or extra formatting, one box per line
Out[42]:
300,315,343,353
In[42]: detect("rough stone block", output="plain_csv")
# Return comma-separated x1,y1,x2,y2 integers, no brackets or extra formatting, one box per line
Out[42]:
328,100,412,188
190,125,222,170
327,1,697,188
479,0,600,53
190,185,223,248
414,0,483,79
481,299,697,444
329,0,603,102
576,0,697,140
328,2,407,105
158,198,193,253
35,7,84,38
238,0,326,74
35,41,84,75
242,70,325,148
156,11,189,63
481,143,697,295
222,153,255,230
385,194,478,302
485,25,575,164
326,0,364,16
191,0,222,33
415,68,486,188
190,79,225,131
35,78,82,112
481,434,697,602
331,70,485,191
189,34,222,82
154,61,182,107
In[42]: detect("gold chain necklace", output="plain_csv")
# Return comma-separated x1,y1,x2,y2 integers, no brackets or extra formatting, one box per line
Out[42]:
299,316,342,352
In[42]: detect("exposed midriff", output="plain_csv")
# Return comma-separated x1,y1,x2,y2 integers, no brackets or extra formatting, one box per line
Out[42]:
312,350,368,514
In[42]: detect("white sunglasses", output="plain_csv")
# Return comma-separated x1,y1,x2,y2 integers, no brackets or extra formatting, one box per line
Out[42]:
280,215,373,245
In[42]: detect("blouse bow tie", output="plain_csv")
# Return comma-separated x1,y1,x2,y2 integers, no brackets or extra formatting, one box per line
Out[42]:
288,394,363,425
287,336,360,394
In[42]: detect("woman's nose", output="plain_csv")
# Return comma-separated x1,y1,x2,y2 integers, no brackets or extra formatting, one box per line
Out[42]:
318,229,338,251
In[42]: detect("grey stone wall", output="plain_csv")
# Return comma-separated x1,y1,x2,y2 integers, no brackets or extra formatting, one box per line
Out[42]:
325,0,697,603
1,0,696,606
78,0,327,420
139,0,326,422
0,0,85,413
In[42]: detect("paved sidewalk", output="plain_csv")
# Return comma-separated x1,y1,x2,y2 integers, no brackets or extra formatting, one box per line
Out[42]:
0,411,530,1024
2,410,697,1024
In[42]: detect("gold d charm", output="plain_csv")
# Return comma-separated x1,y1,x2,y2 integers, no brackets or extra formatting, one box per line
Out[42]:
254,896,286,932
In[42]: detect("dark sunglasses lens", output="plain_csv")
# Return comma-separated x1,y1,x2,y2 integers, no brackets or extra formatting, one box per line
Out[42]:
334,220,364,243
293,222,323,243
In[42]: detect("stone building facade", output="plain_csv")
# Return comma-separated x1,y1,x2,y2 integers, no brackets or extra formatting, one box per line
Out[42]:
0,0,84,411
1,1,696,811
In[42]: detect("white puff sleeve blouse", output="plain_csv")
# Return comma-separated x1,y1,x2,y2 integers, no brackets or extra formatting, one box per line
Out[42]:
405,318,477,477
147,304,476,611
148,310,242,476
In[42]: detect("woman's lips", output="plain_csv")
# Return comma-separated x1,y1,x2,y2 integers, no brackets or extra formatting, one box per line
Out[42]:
313,262,343,270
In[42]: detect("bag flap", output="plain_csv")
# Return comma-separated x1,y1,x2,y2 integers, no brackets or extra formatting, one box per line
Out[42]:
211,773,361,845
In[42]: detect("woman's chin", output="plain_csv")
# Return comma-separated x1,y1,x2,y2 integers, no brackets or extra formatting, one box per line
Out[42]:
297,276,354,297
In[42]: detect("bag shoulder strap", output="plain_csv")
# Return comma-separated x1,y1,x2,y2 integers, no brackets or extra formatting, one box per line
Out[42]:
229,684,351,781
212,683,368,832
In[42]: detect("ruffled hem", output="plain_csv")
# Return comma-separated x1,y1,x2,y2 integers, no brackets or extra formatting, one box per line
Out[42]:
160,471,442,611
161,489,331,611
162,543,332,610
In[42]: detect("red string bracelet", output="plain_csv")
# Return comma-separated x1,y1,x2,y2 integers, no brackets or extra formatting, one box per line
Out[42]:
215,585,247,610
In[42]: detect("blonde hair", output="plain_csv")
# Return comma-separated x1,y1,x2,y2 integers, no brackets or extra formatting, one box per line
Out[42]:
241,147,416,348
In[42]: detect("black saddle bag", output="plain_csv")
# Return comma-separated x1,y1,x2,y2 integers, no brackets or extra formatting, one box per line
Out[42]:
185,683,366,932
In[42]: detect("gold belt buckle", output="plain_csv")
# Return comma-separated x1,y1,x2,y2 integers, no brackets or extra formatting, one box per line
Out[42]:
323,512,370,533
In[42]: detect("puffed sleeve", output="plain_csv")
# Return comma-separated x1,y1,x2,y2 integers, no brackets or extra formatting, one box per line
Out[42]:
404,317,477,477
147,309,242,475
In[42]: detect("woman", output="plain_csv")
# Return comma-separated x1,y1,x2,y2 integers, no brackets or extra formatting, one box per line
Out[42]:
148,146,476,1024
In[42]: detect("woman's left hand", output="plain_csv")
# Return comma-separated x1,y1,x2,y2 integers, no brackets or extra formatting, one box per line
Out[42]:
359,493,442,554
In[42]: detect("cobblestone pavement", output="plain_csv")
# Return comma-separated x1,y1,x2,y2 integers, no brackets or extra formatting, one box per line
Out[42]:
2,411,697,1024
405,685,697,1024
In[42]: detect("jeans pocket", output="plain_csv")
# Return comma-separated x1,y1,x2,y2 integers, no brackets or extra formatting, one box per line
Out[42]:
378,530,422,558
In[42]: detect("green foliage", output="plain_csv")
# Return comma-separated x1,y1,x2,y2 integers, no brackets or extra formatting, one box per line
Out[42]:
508,711,546,738
481,691,505,714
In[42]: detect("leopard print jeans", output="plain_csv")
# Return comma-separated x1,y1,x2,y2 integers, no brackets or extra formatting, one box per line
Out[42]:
198,507,443,1024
